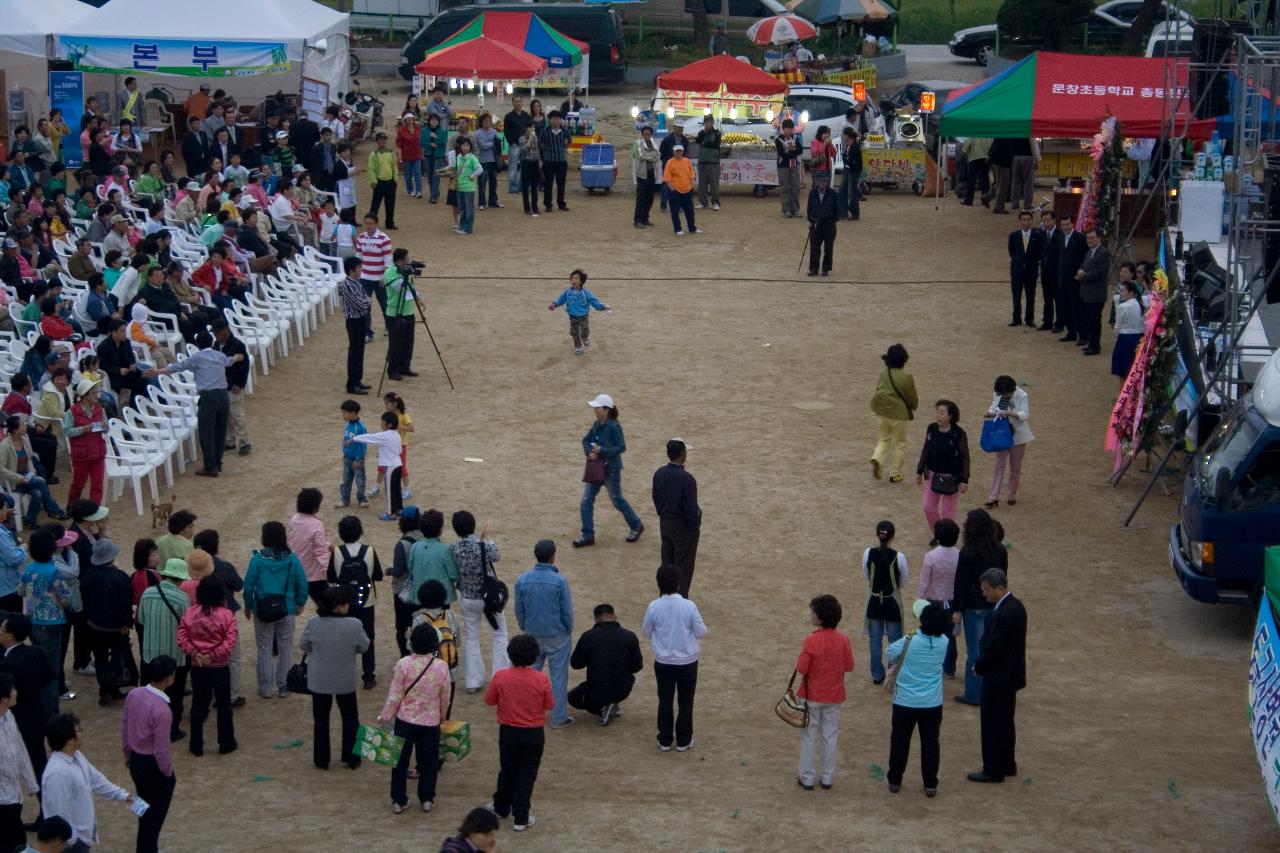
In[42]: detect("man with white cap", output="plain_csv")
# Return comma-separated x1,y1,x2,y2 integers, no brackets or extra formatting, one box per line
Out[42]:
651,438,701,598
102,215,134,260
662,142,700,237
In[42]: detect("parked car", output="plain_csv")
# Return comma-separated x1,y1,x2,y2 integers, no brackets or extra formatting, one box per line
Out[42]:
1145,22,1194,58
1092,0,1193,30
948,24,998,67
398,3,627,85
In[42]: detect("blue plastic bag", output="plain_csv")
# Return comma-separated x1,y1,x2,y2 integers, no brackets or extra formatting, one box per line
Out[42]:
980,417,1015,453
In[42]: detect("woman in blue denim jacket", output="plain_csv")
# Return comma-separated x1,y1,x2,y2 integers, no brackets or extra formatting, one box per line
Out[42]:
575,393,644,548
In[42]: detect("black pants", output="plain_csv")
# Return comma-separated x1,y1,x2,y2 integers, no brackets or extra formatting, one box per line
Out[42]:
1057,282,1078,337
654,660,697,748
660,520,700,599
29,429,58,477
89,626,135,699
480,162,499,207
307,580,329,606
370,179,398,228
809,221,836,273
542,160,568,210
568,680,631,716
353,605,375,680
1010,270,1037,324
391,718,440,806
128,753,175,853
520,161,541,213
60,613,92,690
189,665,236,754
196,389,229,473
345,316,367,391
980,687,1017,778
492,724,544,825
393,595,415,658
634,175,656,224
668,189,695,233
387,315,415,377
887,703,943,789
312,691,360,768
1081,299,1105,350
1040,271,1058,327
0,801,24,853
362,279,389,336
962,157,988,204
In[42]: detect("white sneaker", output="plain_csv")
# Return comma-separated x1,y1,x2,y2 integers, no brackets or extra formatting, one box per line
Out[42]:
392,803,407,814
676,739,695,752
574,347,583,356
484,801,501,818
675,230,684,236
513,815,537,832
367,485,381,497
713,203,720,210
401,488,412,500
421,801,433,813
692,228,704,234
695,203,705,209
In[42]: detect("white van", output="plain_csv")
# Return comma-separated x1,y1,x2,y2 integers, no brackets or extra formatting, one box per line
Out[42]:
1146,22,1194,58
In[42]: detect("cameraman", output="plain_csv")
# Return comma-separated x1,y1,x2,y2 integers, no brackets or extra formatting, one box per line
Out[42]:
383,249,418,380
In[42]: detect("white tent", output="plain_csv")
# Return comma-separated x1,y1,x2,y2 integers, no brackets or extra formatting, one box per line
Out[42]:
0,0,94,57
57,0,351,103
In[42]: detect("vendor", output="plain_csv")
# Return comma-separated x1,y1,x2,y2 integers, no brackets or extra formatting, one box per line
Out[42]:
793,41,814,63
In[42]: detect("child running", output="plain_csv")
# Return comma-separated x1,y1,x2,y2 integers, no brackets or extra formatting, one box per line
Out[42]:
352,411,403,521
548,269,611,356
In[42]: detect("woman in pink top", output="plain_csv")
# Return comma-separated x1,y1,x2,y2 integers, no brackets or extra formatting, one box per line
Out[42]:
916,518,961,678
378,623,452,814
795,594,855,791
176,575,238,756
809,126,836,174
287,488,332,605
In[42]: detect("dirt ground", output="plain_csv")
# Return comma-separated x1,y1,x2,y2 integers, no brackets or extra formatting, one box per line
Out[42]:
47,79,1275,852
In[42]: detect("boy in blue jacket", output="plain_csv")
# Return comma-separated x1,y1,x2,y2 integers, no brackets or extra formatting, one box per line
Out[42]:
548,269,611,356
338,399,368,508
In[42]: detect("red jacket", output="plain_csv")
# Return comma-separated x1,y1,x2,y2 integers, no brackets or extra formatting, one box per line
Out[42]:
68,401,106,463
796,628,854,703
177,605,238,667
396,125,424,162
192,258,240,295
40,314,76,341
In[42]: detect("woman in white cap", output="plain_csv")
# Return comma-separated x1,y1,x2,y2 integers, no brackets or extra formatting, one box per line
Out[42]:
63,378,108,504
575,394,644,548
884,601,949,798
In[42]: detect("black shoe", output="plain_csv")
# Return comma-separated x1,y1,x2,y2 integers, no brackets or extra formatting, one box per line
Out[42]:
239,445,251,456
230,696,246,708
357,383,372,390
807,270,818,277
363,676,377,690
625,524,644,543
1075,340,1088,347
195,469,218,477
572,537,595,548
558,205,570,211
189,745,204,757
1037,323,1054,331
388,374,403,381
872,677,884,685
344,758,362,770
928,537,938,547
953,695,980,706
1007,764,1018,777
1058,334,1077,342
820,270,829,277
386,225,399,231
46,476,59,485
219,742,239,755
888,783,901,793
967,771,1004,783
1083,347,1101,355
797,778,814,791
1007,320,1021,327
171,729,187,742
820,782,833,790
402,370,419,377
347,388,368,395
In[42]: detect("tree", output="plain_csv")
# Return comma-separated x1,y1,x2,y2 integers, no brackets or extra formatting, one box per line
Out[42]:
1122,0,1165,54
692,1,711,54
997,0,1093,51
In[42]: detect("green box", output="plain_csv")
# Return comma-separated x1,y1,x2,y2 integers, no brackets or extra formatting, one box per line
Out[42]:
355,725,403,767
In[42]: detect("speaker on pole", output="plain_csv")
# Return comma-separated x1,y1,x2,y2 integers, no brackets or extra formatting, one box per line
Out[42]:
1190,19,1255,119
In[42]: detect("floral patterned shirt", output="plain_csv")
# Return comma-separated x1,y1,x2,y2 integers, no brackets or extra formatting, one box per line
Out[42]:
448,535,500,601
378,654,451,727
19,560,71,626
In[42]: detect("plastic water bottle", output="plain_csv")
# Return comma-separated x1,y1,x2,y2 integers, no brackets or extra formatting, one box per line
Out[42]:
1195,151,1207,179
1224,154,1234,174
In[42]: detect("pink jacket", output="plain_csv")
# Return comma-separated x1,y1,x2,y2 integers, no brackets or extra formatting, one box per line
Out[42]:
378,655,451,727
176,605,237,667
288,513,330,582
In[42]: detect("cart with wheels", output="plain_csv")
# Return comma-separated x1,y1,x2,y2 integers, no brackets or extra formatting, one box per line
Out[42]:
580,143,617,194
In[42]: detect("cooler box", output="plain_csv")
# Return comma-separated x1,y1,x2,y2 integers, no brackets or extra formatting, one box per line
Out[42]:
439,720,472,762
581,143,616,192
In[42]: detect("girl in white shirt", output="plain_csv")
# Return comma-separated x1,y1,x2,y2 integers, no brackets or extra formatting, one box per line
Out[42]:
1112,279,1145,382
335,209,357,260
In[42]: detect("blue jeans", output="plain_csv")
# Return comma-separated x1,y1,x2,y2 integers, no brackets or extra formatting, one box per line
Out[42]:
340,457,366,504
17,475,62,525
508,158,520,192
580,464,641,538
458,190,475,233
532,633,571,725
425,156,441,200
961,608,992,703
403,159,423,196
867,618,903,682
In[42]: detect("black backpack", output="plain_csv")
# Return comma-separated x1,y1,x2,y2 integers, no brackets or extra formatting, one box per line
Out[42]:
336,545,372,608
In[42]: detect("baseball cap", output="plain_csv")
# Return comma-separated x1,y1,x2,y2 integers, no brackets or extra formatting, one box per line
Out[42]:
402,112,416,122
672,143,685,151
275,130,289,140
1,238,17,250
109,214,126,224
587,393,614,409
292,164,307,174
199,83,211,91
185,181,200,191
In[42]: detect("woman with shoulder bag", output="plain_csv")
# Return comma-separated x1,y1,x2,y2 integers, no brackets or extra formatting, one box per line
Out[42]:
575,393,644,548
378,622,451,814
242,521,309,700
794,594,853,791
984,375,1033,508
449,510,509,694
300,585,370,770
885,601,949,797
915,399,969,542
869,344,918,483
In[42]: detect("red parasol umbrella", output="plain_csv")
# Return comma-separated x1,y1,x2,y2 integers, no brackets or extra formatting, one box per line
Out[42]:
747,13,820,45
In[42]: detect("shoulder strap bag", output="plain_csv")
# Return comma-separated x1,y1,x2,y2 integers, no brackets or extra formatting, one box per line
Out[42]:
883,635,913,694
885,369,914,421
478,541,509,630
775,670,809,728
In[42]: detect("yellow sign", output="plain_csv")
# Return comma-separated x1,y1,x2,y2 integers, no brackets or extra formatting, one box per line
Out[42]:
864,148,926,183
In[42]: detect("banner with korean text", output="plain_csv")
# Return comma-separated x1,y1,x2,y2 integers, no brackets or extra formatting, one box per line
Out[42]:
62,37,288,78
49,71,85,168
1249,595,1280,826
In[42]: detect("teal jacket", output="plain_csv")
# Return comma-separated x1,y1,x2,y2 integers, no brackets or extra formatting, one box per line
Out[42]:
407,538,459,606
420,125,449,161
582,418,626,470
243,549,309,616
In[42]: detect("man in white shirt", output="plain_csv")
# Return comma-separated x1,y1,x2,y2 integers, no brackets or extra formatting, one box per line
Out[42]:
40,713,135,850
0,672,38,852
641,564,708,753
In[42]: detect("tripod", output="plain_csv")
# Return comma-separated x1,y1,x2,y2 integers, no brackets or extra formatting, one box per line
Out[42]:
377,268,454,396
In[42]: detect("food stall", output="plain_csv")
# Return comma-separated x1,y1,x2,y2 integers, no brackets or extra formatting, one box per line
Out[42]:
861,133,927,191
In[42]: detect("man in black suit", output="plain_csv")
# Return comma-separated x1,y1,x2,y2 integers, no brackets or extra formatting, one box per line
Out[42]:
0,613,57,781
1006,210,1043,326
311,127,339,192
1075,228,1112,355
568,603,644,726
652,438,702,598
806,171,840,277
209,127,239,173
1056,214,1088,342
288,108,321,171
1037,210,1060,331
968,569,1026,784
180,115,210,178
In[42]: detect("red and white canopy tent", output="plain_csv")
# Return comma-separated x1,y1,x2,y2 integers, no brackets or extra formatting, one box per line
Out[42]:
655,54,787,123
415,35,547,104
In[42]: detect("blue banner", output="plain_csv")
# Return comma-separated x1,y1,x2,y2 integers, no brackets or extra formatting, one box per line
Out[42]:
62,37,288,78
1249,597,1280,827
49,71,85,169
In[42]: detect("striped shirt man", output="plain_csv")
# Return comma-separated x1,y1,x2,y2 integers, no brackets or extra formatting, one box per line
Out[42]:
356,228,392,281
539,124,571,163
138,583,188,665
341,276,371,320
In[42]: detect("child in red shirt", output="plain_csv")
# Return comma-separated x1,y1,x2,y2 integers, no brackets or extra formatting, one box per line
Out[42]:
483,633,553,832
795,594,855,790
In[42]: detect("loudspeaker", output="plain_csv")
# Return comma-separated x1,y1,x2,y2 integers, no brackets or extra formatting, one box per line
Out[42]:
1187,239,1230,321
1190,19,1255,119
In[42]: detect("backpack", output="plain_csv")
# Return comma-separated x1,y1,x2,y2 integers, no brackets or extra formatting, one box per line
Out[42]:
336,544,373,608
425,610,457,669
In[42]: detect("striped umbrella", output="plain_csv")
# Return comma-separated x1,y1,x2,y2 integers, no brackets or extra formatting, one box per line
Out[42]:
785,0,896,26
746,13,819,45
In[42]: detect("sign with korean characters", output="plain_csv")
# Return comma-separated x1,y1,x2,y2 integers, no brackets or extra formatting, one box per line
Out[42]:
864,148,926,184
721,156,778,186
1250,596,1280,827
62,37,289,78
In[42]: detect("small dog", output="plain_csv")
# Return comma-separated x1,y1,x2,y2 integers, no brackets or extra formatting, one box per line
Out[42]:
151,496,176,529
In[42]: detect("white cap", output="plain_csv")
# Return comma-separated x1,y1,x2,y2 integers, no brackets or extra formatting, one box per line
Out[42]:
402,112,416,121
672,143,685,151
587,394,614,409
669,436,693,450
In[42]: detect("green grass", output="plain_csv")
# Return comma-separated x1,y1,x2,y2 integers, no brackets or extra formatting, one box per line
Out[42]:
896,0,1003,44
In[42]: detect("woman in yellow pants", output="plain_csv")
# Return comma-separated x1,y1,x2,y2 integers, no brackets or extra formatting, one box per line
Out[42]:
869,344,918,482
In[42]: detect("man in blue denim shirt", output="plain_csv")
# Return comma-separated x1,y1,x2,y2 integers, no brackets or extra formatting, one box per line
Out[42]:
514,539,574,728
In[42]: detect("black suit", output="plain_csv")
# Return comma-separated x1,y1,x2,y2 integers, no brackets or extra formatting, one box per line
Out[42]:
0,642,57,779
211,141,240,171
1056,230,1087,339
568,621,643,716
1077,245,1111,352
182,130,210,177
974,593,1026,779
806,186,840,274
1007,228,1043,325
291,118,321,169
1039,226,1060,328
652,462,702,597
311,142,339,191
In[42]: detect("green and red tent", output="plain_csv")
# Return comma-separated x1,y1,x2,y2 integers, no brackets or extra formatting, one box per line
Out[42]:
433,12,588,80
940,52,1215,139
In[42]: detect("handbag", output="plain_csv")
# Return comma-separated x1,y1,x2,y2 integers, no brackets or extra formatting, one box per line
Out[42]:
885,369,915,421
883,635,913,694
582,456,606,485
930,472,960,495
979,416,1015,453
478,541,508,630
285,653,311,695
255,593,287,624
775,670,809,729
